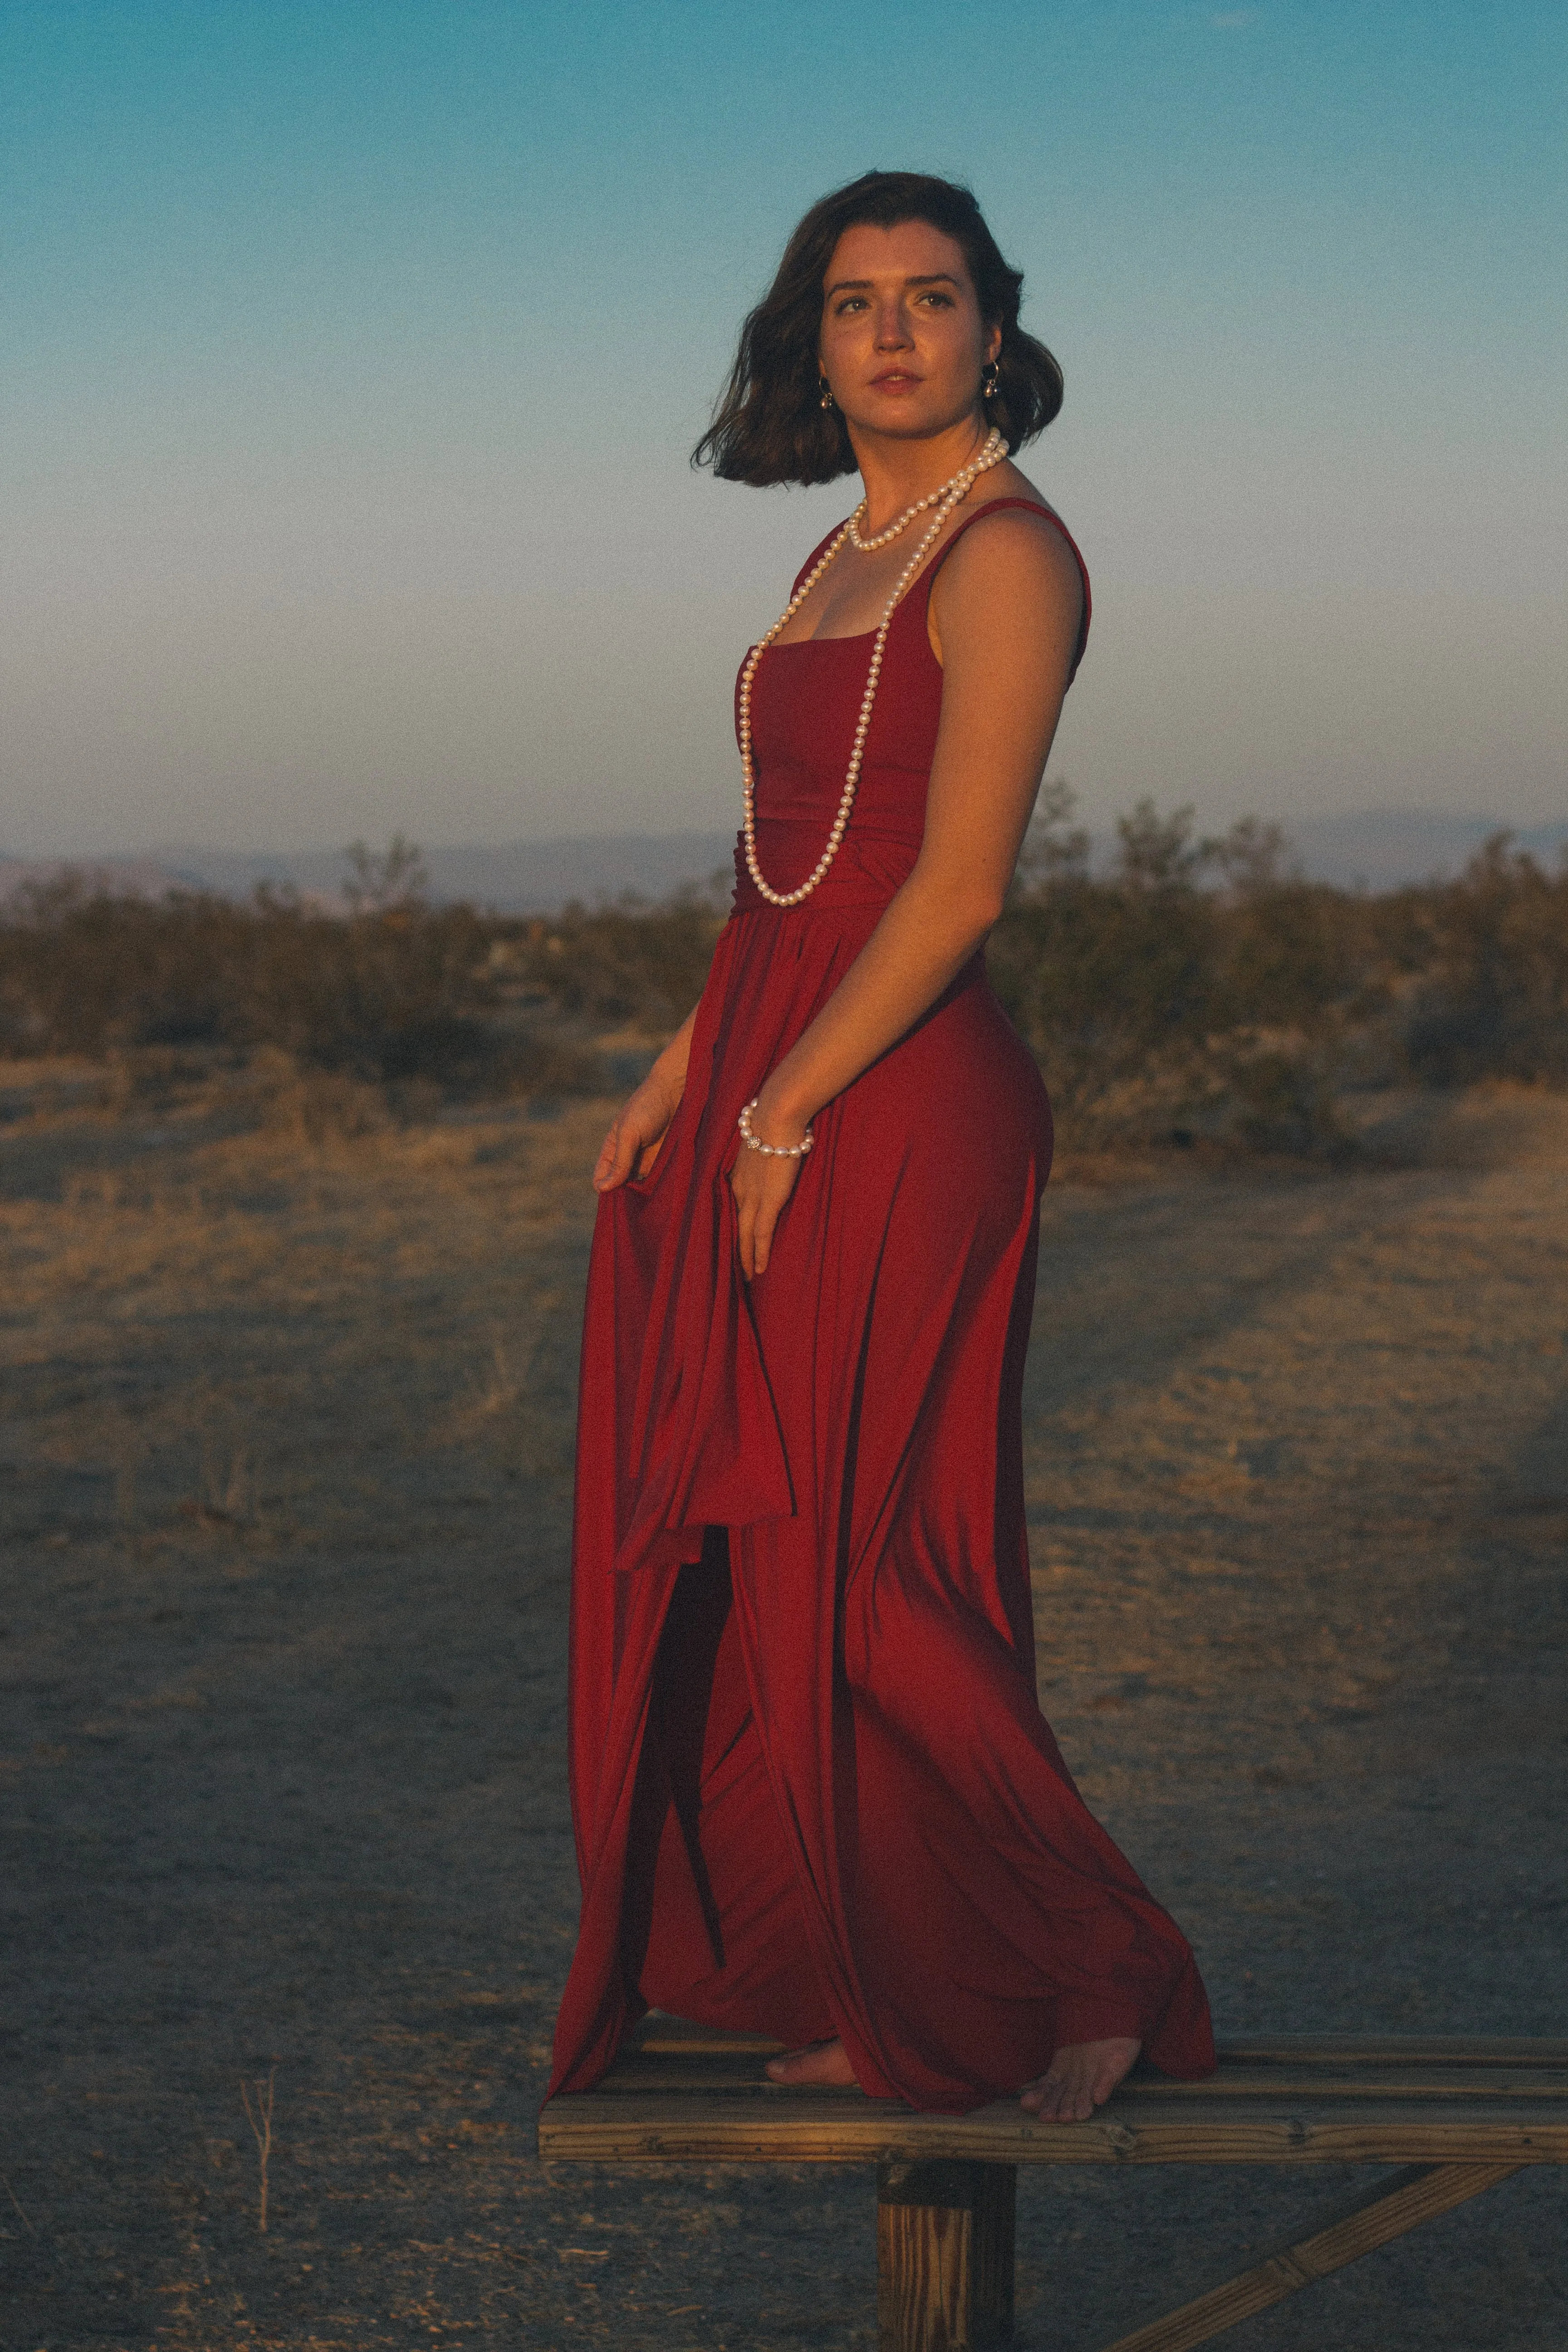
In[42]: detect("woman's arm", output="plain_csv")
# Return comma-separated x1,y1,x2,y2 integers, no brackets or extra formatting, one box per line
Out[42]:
733,510,1083,1276
593,1004,698,1191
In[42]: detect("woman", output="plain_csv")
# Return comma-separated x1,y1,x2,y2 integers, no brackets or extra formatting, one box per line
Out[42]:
547,172,1214,2120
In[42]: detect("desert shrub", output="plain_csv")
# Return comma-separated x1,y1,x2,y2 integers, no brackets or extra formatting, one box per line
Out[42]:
4,820,1562,1143
508,891,728,1029
987,801,1378,1150
1396,837,1568,1084
989,872,1215,1116
237,888,495,1079
0,877,244,1054
0,847,598,1094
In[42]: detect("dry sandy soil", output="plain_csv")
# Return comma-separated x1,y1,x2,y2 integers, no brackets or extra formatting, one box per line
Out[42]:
2,1063,1565,2350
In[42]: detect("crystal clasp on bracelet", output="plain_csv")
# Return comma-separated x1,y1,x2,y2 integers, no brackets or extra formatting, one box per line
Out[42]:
738,1098,814,1158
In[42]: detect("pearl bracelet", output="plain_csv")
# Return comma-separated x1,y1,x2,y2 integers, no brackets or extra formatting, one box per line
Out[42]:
738,1098,814,1159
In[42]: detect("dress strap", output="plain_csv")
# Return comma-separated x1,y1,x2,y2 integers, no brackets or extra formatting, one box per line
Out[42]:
790,520,853,598
919,497,1091,681
788,497,1092,680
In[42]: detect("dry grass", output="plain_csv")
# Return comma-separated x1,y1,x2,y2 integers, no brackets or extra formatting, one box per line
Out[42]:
2,1065,1566,2347
240,2069,278,2234
1,1053,595,1541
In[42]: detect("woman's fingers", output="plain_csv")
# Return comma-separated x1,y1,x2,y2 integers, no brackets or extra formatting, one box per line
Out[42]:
730,1152,802,1278
750,1179,786,1274
593,1119,623,1190
732,1161,761,1279
594,1114,642,1192
594,1075,681,1193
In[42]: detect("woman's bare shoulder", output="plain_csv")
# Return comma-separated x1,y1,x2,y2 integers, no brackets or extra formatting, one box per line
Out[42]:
969,462,1076,547
936,473,1083,614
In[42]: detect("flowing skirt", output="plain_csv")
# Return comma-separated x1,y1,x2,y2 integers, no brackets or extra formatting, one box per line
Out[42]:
549,897,1214,2113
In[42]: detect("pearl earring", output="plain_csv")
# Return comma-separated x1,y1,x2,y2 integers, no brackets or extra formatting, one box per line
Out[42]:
819,377,836,410
981,362,1000,401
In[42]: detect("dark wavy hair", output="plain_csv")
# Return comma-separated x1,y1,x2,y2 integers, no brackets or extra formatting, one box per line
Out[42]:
694,172,1063,487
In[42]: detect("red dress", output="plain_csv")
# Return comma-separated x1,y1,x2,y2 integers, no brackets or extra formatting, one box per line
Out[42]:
548,500,1215,2114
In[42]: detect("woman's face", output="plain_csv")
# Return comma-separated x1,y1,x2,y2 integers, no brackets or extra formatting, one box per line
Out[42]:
818,218,1000,443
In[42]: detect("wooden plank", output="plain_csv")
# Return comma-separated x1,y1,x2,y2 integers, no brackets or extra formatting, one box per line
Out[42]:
624,2019,1568,2068
631,2018,785,2054
592,2060,872,2094
1211,2036,1568,2068
877,2161,1015,2351
1098,2074,1568,2102
1095,2162,1524,2352
589,2060,1568,2102
537,2090,1568,2167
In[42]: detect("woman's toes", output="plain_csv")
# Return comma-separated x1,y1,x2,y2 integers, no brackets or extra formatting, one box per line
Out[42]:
764,2037,856,2087
1020,2067,1071,2119
1021,2038,1141,2120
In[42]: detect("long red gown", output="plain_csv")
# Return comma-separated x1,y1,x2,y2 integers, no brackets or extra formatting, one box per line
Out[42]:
548,500,1215,2114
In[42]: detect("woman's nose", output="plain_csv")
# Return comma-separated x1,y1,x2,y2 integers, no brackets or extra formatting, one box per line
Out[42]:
873,302,913,348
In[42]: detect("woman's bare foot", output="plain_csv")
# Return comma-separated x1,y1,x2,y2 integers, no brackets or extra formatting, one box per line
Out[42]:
764,2036,858,2087
1019,2036,1141,2122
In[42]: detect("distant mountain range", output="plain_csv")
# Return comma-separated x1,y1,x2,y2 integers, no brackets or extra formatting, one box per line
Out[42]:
2,811,1563,912
0,833,740,913
1286,812,1567,889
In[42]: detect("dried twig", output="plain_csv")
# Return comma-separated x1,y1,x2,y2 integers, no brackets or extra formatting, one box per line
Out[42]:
240,2067,277,2233
1,2171,34,2235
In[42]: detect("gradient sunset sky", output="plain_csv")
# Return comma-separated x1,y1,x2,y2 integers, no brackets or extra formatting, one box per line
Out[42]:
2,0,1563,856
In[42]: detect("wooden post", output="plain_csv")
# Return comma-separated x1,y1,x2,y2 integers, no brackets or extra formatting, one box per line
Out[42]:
877,2158,1016,2351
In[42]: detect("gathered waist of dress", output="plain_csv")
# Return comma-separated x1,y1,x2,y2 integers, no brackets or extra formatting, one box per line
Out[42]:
730,816,925,915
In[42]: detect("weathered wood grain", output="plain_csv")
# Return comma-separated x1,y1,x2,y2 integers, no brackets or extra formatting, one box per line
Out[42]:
1095,2161,1524,2352
1210,2036,1568,2068
537,2088,1568,2166
538,2031,1568,2350
876,2160,1015,2352
585,2058,1568,2103
877,2198,973,2352
622,2018,1568,2068
630,2018,786,2053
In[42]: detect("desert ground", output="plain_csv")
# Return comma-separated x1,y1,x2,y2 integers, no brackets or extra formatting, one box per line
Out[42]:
2,1060,1565,2350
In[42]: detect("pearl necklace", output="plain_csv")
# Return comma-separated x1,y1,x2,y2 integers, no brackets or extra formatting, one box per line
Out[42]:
846,426,1005,551
738,428,1007,909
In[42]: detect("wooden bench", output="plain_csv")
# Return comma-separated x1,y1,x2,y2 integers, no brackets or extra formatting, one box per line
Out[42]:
537,2016,1568,2350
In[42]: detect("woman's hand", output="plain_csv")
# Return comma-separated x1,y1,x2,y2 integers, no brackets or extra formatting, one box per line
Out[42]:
593,1063,684,1192
729,1098,812,1278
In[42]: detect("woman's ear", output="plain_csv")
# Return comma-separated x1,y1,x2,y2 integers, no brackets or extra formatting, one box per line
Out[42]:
985,322,1003,367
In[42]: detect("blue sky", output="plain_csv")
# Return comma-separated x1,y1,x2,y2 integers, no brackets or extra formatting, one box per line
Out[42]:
2,0,1563,854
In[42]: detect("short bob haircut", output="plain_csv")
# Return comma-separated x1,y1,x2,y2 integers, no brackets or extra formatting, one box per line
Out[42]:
694,171,1063,487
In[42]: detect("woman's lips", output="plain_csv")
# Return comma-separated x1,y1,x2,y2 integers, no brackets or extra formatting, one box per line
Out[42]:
871,371,921,391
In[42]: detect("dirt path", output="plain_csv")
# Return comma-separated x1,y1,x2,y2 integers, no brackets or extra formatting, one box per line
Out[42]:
2,1077,1564,2349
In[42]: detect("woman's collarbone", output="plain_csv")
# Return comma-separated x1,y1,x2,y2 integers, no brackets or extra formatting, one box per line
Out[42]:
777,549,919,645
